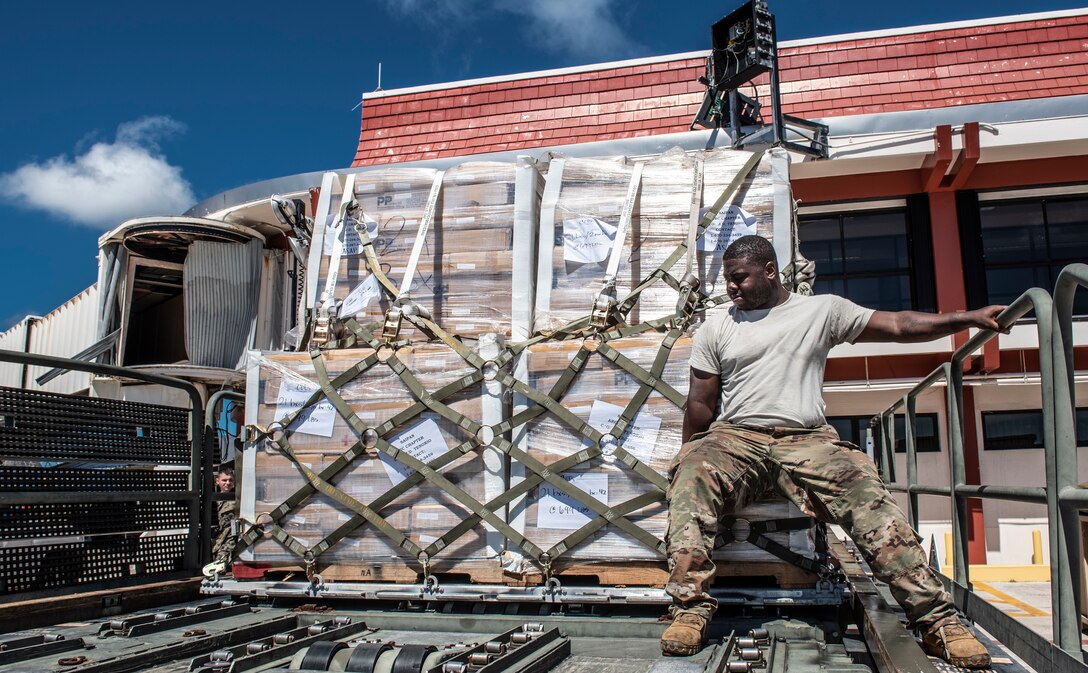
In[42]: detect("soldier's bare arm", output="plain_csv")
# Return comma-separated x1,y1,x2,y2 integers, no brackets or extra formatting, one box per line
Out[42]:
857,305,1007,343
683,368,720,444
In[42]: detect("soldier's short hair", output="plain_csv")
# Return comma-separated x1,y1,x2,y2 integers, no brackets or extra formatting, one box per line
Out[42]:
723,235,777,268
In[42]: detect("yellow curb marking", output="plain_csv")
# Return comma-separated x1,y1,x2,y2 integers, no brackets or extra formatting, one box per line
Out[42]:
973,581,1049,618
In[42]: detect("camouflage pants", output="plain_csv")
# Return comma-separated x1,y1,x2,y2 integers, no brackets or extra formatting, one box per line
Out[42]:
665,422,955,629
211,500,237,564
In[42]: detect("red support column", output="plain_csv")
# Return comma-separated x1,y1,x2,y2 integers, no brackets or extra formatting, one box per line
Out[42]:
960,386,989,564
927,191,968,319
927,184,987,565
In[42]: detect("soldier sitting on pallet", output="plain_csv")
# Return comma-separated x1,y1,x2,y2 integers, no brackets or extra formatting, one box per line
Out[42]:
661,235,1000,669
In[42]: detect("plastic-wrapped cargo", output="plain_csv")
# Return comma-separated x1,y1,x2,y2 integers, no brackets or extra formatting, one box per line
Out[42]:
533,148,789,334
312,162,524,340
240,344,504,580
240,146,813,587
507,332,815,576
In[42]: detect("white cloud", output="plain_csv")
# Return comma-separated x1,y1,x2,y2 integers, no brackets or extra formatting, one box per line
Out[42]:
502,0,637,59
381,0,638,59
381,0,472,23
0,116,196,228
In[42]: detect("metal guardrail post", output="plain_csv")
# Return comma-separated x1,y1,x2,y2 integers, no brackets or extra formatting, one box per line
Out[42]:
1052,264,1088,658
904,394,920,533
882,411,896,483
947,354,970,588
0,349,207,575
202,390,245,565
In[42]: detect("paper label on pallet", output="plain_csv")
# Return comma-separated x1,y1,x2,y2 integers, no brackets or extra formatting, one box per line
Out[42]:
380,418,448,486
536,472,609,529
583,400,661,464
339,274,382,317
697,205,757,253
562,217,617,264
274,381,337,437
324,214,379,256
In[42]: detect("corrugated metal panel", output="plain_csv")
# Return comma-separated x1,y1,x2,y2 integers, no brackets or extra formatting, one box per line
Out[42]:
26,285,99,394
184,239,263,369
0,318,33,388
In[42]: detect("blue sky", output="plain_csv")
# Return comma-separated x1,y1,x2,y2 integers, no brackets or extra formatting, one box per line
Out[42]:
1,0,1083,332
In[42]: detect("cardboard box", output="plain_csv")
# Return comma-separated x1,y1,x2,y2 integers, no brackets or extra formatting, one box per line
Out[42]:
244,345,501,569
534,148,782,332
315,162,519,338
511,333,814,567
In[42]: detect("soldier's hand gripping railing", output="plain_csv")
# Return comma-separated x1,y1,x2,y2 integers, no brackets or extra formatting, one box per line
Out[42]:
870,263,1088,672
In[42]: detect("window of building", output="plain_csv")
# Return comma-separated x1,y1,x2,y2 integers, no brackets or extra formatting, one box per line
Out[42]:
799,199,935,312
828,414,940,453
960,192,1088,313
982,408,1088,450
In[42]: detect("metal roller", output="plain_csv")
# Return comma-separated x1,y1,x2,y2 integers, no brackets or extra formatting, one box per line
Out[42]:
748,629,770,640
344,642,393,672
308,624,331,636
727,662,751,673
390,644,438,673
274,633,296,645
739,648,764,662
246,642,270,655
467,652,493,666
441,663,468,673
299,641,347,671
735,637,758,648
484,641,506,655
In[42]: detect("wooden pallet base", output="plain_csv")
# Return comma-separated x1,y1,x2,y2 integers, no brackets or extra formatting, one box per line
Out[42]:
237,559,817,589
507,561,817,589
235,560,505,584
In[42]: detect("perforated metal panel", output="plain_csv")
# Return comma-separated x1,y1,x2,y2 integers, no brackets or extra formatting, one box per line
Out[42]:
0,385,196,595
0,387,189,463
0,465,189,492
0,534,188,594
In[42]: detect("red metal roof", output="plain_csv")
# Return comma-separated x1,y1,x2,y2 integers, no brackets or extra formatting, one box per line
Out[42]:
353,12,1088,167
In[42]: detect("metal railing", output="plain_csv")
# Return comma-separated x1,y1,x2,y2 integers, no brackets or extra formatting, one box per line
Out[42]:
870,263,1088,672
0,350,213,588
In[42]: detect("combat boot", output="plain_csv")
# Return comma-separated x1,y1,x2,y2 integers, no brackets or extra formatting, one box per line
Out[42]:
921,619,991,669
660,612,708,656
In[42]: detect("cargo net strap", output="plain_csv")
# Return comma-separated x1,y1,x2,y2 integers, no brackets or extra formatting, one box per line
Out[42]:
237,150,772,577
238,316,687,576
547,150,765,339
713,516,826,576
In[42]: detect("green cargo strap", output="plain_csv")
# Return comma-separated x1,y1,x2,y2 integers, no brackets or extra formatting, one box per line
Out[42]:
614,150,765,320
493,433,667,557
310,344,549,564
268,429,422,560
235,348,481,562
713,516,821,574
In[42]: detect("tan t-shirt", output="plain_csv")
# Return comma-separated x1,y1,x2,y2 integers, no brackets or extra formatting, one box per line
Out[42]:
690,293,875,428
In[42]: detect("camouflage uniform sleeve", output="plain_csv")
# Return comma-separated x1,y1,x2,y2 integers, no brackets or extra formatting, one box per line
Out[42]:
211,499,237,563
